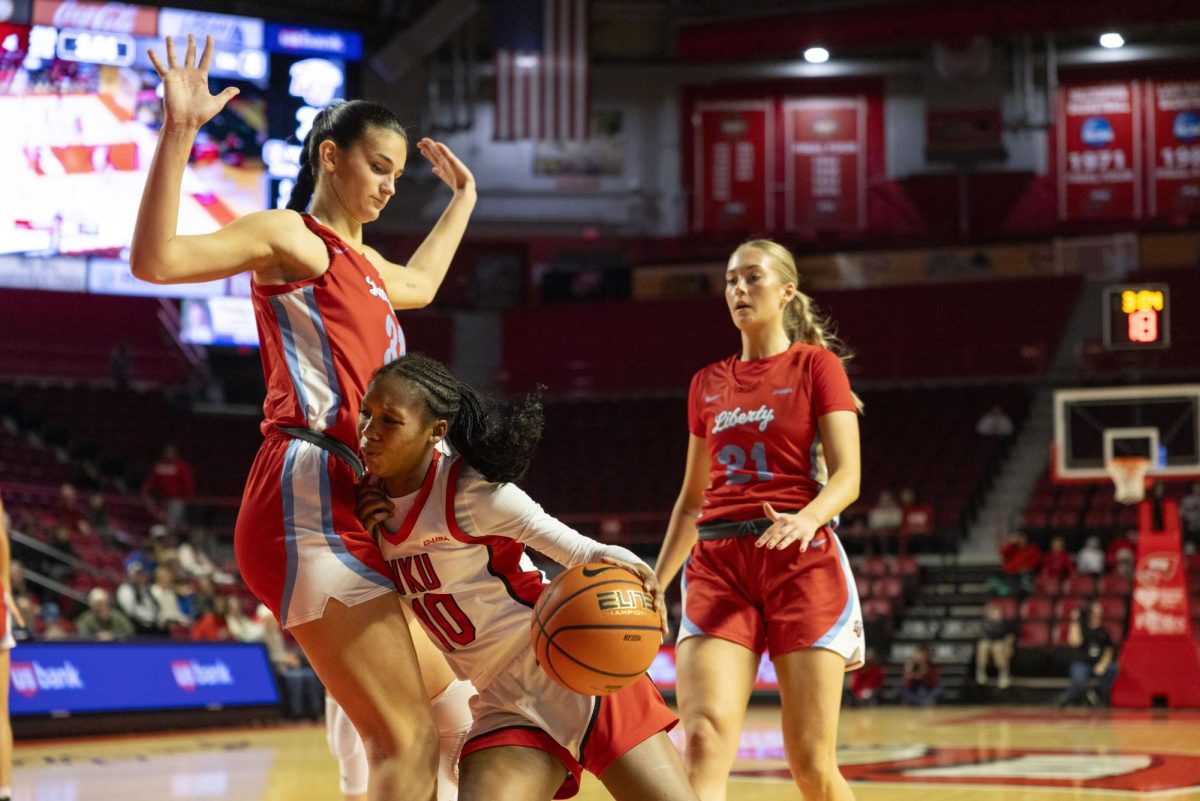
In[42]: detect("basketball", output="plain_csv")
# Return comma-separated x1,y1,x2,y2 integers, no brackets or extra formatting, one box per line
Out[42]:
530,563,663,696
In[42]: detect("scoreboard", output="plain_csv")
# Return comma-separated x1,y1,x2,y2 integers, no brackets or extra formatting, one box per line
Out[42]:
1103,283,1170,350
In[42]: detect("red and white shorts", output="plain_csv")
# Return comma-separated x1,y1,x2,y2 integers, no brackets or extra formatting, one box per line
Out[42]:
460,648,677,799
680,521,864,667
234,431,393,628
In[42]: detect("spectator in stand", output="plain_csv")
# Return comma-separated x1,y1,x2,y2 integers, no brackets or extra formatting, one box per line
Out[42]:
1076,536,1105,576
55,483,85,532
150,565,190,633
39,603,71,641
900,644,943,706
844,647,885,706
188,575,218,620
1040,536,1074,582
225,597,262,643
976,405,1014,437
975,604,1016,688
75,588,135,640
1057,601,1118,707
141,444,195,528
868,490,903,532
116,560,161,635
176,529,232,584
1179,481,1200,545
148,524,178,569
190,593,231,641
992,530,1041,595
1106,531,1136,570
259,604,324,720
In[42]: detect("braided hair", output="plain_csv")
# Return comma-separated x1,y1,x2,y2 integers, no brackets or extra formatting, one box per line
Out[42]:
372,354,544,483
286,99,407,213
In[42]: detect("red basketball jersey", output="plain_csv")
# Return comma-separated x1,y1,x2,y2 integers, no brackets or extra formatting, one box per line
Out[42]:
252,214,405,448
688,342,857,525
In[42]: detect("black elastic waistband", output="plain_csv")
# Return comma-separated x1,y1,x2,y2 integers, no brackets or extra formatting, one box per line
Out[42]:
276,426,365,480
696,517,774,540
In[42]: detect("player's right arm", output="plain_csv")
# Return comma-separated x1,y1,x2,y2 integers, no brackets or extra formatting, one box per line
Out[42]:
129,35,292,285
654,434,710,589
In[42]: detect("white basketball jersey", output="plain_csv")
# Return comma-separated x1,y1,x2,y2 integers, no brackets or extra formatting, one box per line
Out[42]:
376,450,641,690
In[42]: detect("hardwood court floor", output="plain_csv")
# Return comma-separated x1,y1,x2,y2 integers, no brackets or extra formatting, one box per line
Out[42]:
11,706,1200,800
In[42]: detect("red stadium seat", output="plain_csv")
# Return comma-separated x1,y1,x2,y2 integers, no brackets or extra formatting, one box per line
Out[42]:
1019,597,1053,621
986,597,1018,621
1105,621,1125,646
1052,622,1077,646
1019,621,1050,647
893,556,919,577
861,557,889,577
862,598,893,621
1098,597,1127,621
1098,574,1132,596
1033,573,1061,596
872,576,903,600
856,574,873,599
1054,597,1086,621
1063,574,1096,597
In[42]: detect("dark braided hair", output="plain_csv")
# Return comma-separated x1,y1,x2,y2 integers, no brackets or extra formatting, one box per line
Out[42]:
372,354,544,483
287,99,408,213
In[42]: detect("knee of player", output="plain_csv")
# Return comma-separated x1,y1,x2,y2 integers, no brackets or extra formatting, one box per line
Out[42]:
786,742,840,787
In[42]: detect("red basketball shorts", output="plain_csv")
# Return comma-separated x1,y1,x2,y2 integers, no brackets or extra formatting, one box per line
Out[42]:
234,431,393,628
460,648,677,799
680,522,864,666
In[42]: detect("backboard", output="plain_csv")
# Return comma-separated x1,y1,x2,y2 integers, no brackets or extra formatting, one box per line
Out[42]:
1052,384,1200,482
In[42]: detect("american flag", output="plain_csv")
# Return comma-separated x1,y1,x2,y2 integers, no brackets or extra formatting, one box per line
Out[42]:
493,0,589,142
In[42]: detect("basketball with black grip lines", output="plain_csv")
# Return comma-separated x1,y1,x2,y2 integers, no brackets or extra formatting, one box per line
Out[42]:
530,562,663,695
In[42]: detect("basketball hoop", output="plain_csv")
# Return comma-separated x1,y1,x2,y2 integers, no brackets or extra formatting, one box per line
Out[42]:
1106,456,1150,505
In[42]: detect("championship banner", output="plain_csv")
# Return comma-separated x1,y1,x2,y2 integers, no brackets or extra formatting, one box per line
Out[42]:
1146,79,1200,220
783,97,867,232
1057,81,1143,221
1111,499,1200,708
691,100,773,234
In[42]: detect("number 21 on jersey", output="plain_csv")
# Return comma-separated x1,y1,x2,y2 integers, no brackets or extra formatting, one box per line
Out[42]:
717,441,774,484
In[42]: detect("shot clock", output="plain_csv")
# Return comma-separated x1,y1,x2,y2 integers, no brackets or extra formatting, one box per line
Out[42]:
1103,283,1170,350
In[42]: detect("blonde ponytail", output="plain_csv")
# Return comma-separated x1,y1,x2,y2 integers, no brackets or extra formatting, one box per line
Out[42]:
734,239,863,412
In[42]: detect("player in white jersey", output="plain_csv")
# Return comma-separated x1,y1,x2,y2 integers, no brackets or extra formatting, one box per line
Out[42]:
350,355,697,801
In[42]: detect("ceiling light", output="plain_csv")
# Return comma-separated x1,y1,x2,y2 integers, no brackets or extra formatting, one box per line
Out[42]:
1099,32,1125,49
804,47,830,64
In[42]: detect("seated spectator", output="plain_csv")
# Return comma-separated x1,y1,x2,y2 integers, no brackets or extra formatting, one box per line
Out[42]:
177,529,234,584
1106,531,1136,570
225,597,263,643
1076,536,1105,575
1180,481,1200,545
1115,549,1135,580
1057,601,1118,707
990,530,1041,595
898,487,935,543
900,644,943,707
39,601,73,641
190,593,231,641
1040,536,1074,581
150,565,190,631
975,604,1016,688
844,647,885,706
75,588,135,640
116,560,161,635
259,604,323,720
55,483,86,531
976,405,1014,437
148,524,178,569
141,444,195,527
868,490,903,533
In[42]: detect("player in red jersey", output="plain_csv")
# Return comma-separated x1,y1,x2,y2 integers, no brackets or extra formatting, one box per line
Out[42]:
131,35,476,800
0,489,23,801
655,240,864,801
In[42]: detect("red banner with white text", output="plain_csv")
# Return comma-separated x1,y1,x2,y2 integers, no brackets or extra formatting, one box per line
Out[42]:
784,97,868,232
1057,81,1143,221
1146,79,1200,220
691,101,774,234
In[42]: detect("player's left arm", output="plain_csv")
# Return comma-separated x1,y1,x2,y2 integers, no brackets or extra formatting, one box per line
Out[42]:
365,140,476,310
756,410,861,551
0,494,25,628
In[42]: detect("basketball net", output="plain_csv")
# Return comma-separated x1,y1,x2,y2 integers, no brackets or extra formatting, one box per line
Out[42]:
1106,456,1150,505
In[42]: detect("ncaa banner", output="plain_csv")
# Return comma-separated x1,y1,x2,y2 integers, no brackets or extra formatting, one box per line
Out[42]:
783,97,868,233
1056,80,1143,221
1146,79,1200,220
691,101,774,234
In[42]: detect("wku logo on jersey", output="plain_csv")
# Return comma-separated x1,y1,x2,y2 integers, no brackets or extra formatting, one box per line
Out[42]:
364,276,391,305
712,404,776,434
388,553,444,596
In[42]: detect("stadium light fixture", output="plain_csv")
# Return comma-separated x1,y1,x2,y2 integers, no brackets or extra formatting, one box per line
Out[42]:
804,47,830,64
1099,32,1125,49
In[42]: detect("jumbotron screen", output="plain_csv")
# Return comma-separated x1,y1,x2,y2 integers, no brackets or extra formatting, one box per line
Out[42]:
0,0,360,316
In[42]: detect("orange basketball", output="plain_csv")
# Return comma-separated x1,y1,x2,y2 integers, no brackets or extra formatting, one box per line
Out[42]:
530,562,663,695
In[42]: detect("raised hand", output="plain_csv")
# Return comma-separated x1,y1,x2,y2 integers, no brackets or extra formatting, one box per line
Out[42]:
417,138,477,197
147,34,240,130
756,502,823,551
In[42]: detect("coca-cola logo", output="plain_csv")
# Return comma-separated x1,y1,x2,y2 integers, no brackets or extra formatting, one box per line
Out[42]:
40,1,156,36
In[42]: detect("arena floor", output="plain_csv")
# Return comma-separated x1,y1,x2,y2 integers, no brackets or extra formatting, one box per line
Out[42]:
11,705,1200,799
